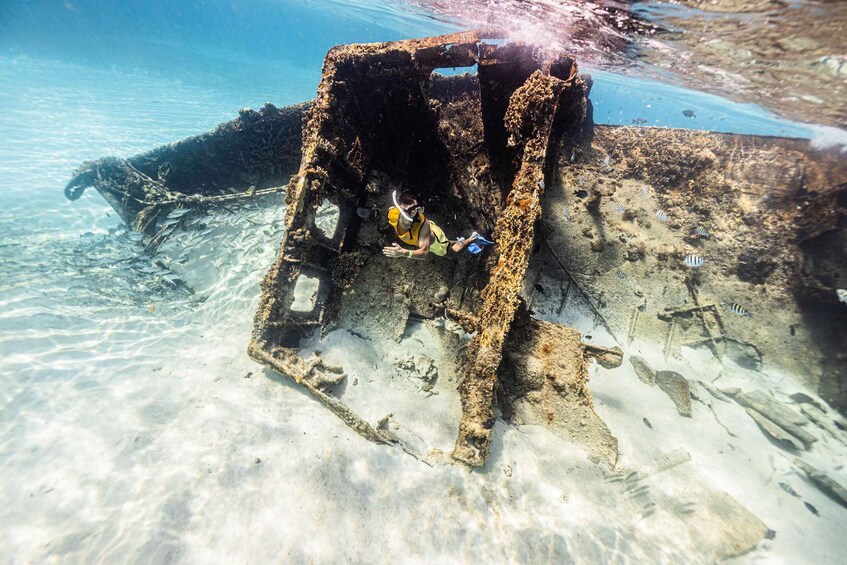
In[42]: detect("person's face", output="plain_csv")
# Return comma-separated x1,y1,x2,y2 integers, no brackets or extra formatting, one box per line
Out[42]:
400,201,420,222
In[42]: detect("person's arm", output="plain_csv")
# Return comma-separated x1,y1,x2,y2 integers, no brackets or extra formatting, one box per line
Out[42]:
450,234,477,253
382,221,432,260
407,221,432,260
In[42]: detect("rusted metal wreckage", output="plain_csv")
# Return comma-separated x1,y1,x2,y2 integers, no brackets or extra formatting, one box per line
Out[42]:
65,32,847,465
247,31,621,466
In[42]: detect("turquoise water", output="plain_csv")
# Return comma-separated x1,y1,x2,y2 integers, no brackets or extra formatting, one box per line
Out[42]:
1,1,845,562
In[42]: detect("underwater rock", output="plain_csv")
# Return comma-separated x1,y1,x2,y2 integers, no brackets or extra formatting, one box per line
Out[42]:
745,408,805,451
732,390,817,449
655,370,693,418
798,403,847,443
583,344,624,369
626,357,692,416
789,392,826,411
794,458,847,509
629,355,656,385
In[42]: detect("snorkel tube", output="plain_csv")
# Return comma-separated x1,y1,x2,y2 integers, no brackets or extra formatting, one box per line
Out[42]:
392,190,414,222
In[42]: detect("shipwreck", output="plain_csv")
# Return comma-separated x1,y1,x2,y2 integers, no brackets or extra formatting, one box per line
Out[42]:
65,31,847,469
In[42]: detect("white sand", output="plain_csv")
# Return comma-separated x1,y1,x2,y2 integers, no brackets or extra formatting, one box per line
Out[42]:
2,203,845,563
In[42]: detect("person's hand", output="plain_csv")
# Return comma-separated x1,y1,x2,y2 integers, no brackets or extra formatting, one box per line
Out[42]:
382,243,410,258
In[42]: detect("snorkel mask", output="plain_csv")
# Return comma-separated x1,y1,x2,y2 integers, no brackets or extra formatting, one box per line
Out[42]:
392,190,421,222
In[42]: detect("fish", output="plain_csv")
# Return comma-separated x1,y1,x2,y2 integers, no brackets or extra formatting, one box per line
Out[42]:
614,203,625,213
684,254,705,268
574,189,589,199
167,207,192,219
616,270,626,279
628,486,650,498
563,208,572,221
837,288,847,303
624,471,641,484
694,227,709,238
805,502,819,516
632,117,648,125
482,417,495,429
682,109,696,118
790,325,796,336
725,302,751,316
655,210,669,222
779,482,800,498
643,417,653,429
534,283,545,294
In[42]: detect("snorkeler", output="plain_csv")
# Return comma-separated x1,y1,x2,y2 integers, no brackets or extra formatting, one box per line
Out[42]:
382,191,493,259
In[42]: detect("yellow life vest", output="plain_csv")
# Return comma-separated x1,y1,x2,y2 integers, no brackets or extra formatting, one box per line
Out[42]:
387,206,448,256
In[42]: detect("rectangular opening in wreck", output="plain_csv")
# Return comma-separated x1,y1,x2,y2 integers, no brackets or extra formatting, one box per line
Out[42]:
315,199,340,240
291,275,321,312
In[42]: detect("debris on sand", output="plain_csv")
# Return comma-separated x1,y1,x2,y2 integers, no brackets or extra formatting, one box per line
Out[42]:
730,390,817,450
655,370,693,417
794,458,847,509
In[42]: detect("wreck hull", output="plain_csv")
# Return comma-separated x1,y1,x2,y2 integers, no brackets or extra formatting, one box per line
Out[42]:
64,102,307,232
65,75,847,415
548,126,847,411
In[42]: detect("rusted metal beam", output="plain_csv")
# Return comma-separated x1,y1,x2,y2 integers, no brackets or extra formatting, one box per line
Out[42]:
452,68,586,467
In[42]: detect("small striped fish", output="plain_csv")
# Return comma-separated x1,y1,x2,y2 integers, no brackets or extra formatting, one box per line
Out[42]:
684,254,705,267
725,303,751,316
655,210,669,222
614,203,625,213
694,227,709,238
837,288,847,303
616,270,626,279
574,189,589,199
